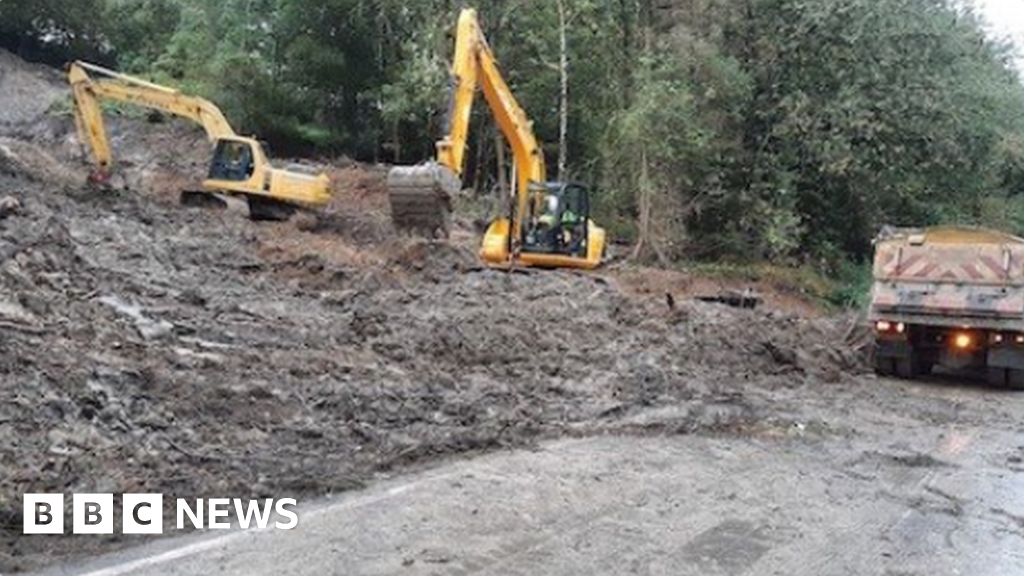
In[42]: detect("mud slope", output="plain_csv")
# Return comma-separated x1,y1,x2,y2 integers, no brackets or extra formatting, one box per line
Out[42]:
0,50,64,127
0,151,862,570
0,49,866,572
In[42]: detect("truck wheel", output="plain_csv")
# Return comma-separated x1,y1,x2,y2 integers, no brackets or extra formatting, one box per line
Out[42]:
874,357,896,377
986,367,1006,387
895,359,915,379
895,352,921,379
1007,368,1024,391
918,359,935,376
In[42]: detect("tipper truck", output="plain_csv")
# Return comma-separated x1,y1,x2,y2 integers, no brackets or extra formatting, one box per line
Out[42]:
870,226,1024,388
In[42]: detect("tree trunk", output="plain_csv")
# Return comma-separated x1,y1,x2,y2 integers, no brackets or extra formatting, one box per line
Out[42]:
632,147,669,266
631,17,669,267
493,132,508,221
556,0,569,179
632,146,650,260
473,121,487,194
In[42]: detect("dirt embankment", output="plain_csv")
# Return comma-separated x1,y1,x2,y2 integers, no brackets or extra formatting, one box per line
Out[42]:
0,162,864,570
0,51,64,128
0,49,867,572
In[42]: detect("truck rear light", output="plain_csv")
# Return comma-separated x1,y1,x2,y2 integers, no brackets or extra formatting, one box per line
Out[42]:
953,332,973,350
992,333,1024,345
875,321,905,334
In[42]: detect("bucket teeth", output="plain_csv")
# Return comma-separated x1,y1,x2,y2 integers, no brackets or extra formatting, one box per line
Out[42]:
387,163,460,239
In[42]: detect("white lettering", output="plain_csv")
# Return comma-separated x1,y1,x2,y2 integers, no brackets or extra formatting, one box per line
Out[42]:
207,498,231,529
233,499,273,530
177,499,203,529
275,498,298,530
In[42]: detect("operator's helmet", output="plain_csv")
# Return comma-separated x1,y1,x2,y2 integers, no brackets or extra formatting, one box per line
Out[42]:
546,195,559,214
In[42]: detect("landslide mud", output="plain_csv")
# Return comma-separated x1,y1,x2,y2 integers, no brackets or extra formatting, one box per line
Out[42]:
0,50,867,571
0,163,863,570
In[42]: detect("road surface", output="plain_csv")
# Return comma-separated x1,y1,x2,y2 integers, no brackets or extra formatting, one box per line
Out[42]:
30,375,1024,576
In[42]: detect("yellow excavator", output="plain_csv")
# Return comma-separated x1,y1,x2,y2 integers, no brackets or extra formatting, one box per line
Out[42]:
68,61,330,219
387,8,606,269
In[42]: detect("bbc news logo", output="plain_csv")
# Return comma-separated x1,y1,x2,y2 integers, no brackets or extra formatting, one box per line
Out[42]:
23,494,298,534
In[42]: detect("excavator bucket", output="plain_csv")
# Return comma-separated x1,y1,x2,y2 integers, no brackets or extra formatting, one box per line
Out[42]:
387,163,460,239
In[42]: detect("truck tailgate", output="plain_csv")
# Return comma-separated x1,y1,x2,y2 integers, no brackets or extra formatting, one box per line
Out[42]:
872,240,1024,321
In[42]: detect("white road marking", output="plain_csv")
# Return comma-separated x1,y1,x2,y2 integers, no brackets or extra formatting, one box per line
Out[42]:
76,471,461,576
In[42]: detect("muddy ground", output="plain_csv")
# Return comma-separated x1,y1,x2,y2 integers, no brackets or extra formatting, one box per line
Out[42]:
0,51,876,572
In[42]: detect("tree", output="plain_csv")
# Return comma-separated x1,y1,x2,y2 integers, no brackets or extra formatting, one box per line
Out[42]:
0,0,110,65
700,0,1024,264
55,0,1024,267
104,0,182,72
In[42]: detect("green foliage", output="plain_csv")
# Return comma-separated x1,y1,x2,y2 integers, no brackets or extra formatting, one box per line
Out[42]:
376,10,451,163
716,0,1024,264
104,0,181,72
0,0,110,63
6,0,1024,269
602,49,713,260
825,261,874,310
682,260,836,303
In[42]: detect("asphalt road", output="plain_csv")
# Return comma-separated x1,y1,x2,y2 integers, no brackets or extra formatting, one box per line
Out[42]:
29,375,1024,576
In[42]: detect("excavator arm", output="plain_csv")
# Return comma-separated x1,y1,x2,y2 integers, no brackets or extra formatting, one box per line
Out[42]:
69,61,239,181
438,9,546,247
436,11,545,186
68,61,329,216
388,8,546,240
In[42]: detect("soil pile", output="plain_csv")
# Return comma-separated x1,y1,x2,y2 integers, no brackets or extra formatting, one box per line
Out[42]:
0,50,64,127
0,165,863,570
0,49,866,572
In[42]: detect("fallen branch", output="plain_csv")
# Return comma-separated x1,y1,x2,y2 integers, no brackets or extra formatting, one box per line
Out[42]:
0,321,48,335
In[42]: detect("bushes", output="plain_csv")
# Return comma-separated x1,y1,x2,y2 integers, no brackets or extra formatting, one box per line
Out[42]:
7,0,1024,269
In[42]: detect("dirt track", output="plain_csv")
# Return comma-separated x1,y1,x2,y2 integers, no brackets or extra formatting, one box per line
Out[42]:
0,50,894,572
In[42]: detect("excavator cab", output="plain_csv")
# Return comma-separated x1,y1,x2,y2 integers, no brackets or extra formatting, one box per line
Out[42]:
523,182,591,257
207,139,256,182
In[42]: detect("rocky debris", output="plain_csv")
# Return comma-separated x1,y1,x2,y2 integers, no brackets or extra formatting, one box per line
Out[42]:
0,137,80,184
0,49,870,574
0,195,19,218
98,294,175,341
389,239,480,281
0,297,39,326
0,49,64,127
0,159,867,571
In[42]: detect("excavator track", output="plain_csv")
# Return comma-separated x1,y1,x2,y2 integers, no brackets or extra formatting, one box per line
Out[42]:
179,190,228,210
387,163,460,239
246,194,298,221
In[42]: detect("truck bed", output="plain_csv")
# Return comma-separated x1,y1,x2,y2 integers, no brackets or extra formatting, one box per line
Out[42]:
870,227,1024,330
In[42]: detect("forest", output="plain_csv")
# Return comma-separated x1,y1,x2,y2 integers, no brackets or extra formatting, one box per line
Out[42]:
2,0,1024,271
